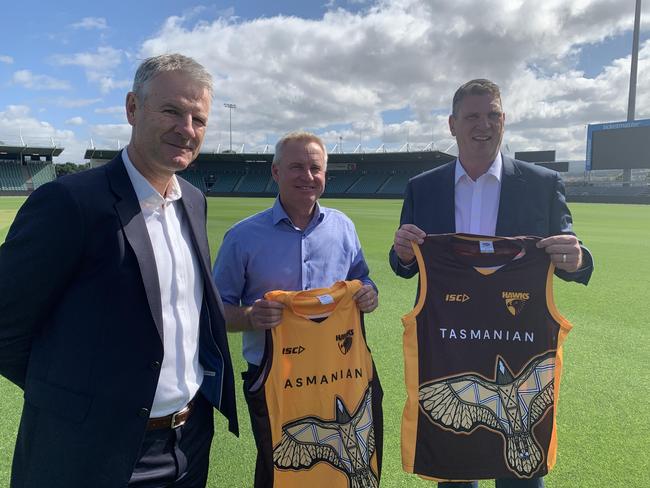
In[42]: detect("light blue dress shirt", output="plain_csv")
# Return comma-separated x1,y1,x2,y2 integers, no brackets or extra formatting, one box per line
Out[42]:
213,198,375,365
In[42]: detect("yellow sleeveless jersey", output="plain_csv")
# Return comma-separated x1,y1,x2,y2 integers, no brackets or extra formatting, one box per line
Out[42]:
401,234,572,481
247,280,383,488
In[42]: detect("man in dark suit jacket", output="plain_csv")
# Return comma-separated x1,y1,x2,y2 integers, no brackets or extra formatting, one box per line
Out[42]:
390,79,592,488
0,54,237,488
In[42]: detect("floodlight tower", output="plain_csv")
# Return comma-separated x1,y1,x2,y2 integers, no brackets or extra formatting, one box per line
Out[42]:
224,103,236,152
624,0,642,183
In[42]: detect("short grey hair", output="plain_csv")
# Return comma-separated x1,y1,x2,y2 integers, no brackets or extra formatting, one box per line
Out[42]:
452,79,502,117
272,131,328,167
132,53,213,100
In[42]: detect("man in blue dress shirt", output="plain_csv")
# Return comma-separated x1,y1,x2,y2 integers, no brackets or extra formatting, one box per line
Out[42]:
212,131,378,484
213,131,378,365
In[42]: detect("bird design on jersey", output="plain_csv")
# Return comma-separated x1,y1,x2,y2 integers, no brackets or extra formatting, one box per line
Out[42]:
418,352,556,477
273,386,378,488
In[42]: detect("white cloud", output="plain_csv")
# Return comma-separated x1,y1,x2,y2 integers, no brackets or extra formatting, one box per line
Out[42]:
70,17,108,30
89,124,132,150
12,70,71,90
132,0,648,159
0,105,86,162
65,117,85,126
51,46,128,93
0,55,13,64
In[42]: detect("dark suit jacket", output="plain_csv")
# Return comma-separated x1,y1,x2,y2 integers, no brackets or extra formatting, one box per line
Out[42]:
0,155,238,488
389,155,593,284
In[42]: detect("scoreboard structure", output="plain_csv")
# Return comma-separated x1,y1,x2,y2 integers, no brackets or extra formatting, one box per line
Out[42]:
586,119,650,170
514,150,569,173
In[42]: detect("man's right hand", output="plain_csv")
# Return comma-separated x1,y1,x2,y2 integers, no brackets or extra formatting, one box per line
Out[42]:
393,224,426,265
247,299,285,330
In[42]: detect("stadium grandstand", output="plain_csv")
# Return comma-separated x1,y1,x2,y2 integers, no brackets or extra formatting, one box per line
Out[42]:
1,138,648,204
82,146,650,203
0,137,60,195
84,147,457,199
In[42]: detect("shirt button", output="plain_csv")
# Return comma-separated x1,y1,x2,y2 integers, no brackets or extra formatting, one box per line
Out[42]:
139,408,150,418
150,361,161,370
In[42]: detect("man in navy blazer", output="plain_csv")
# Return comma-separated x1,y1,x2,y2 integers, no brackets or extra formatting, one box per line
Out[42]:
390,79,592,488
0,54,237,487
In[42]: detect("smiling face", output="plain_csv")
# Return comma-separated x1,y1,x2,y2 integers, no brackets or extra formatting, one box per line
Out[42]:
449,93,505,176
272,139,326,225
126,70,211,188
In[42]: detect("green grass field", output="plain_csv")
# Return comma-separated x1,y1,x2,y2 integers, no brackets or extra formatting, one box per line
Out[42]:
1,196,649,487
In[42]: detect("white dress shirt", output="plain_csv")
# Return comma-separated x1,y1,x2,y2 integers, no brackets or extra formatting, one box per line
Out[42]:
122,149,204,417
454,153,503,236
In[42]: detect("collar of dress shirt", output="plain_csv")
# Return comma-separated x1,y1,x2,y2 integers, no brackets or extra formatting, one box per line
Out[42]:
271,197,324,229
121,148,182,212
454,152,503,185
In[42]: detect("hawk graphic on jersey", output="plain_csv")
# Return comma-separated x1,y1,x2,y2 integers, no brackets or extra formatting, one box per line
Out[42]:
418,352,556,477
273,386,378,488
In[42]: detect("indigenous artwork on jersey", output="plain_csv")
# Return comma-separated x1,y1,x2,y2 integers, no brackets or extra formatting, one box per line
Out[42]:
273,386,378,488
418,351,555,477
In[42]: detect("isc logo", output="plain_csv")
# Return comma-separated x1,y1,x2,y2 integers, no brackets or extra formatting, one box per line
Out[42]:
282,346,305,355
445,293,470,303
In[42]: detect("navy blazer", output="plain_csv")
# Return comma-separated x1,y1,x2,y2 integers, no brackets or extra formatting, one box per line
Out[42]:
389,155,593,284
0,155,238,488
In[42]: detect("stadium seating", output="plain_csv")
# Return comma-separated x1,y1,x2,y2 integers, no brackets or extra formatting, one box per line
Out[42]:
324,172,358,193
346,172,391,194
27,162,56,189
0,161,28,191
377,172,417,194
235,171,271,193
206,171,244,193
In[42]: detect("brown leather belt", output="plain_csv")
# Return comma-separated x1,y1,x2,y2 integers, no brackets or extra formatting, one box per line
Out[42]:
146,399,195,430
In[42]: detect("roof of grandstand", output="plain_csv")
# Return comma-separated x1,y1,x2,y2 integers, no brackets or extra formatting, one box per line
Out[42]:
84,148,456,165
0,135,64,158
0,145,63,158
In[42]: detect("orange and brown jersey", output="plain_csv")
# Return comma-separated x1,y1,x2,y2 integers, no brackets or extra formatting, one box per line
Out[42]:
401,234,572,482
247,280,383,488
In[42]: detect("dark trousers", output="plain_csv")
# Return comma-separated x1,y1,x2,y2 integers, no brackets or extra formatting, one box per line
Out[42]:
128,393,214,488
439,478,544,488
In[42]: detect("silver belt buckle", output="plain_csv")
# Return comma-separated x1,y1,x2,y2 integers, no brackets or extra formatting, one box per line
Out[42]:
170,404,190,429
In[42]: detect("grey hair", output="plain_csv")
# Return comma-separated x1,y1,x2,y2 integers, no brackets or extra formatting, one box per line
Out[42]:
272,131,328,166
132,53,213,100
452,79,502,117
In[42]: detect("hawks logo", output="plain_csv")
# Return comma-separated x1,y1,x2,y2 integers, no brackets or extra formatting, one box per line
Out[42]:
336,329,354,355
502,291,530,316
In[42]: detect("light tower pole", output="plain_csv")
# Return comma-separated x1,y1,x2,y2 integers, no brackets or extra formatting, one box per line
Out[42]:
224,103,236,152
624,0,642,183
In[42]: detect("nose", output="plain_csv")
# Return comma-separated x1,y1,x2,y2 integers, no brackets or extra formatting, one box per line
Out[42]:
175,113,196,139
478,115,491,129
297,165,314,180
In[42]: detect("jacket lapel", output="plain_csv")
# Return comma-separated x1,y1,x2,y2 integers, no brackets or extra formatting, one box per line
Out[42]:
496,155,524,236
439,162,456,233
177,179,212,276
106,155,164,340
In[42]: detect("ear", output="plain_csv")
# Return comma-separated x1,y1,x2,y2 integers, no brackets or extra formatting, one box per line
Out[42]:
448,114,456,137
271,163,280,183
125,92,137,126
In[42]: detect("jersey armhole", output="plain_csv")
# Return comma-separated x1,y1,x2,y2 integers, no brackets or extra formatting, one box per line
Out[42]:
402,241,428,326
545,264,573,340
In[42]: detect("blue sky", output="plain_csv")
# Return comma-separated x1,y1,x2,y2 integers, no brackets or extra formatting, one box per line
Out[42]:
1,0,649,163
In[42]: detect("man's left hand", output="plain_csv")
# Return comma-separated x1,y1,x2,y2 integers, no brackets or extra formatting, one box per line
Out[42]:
354,285,378,313
536,234,583,272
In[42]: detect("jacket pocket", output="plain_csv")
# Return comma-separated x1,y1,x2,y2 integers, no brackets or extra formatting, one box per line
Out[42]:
24,378,92,424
